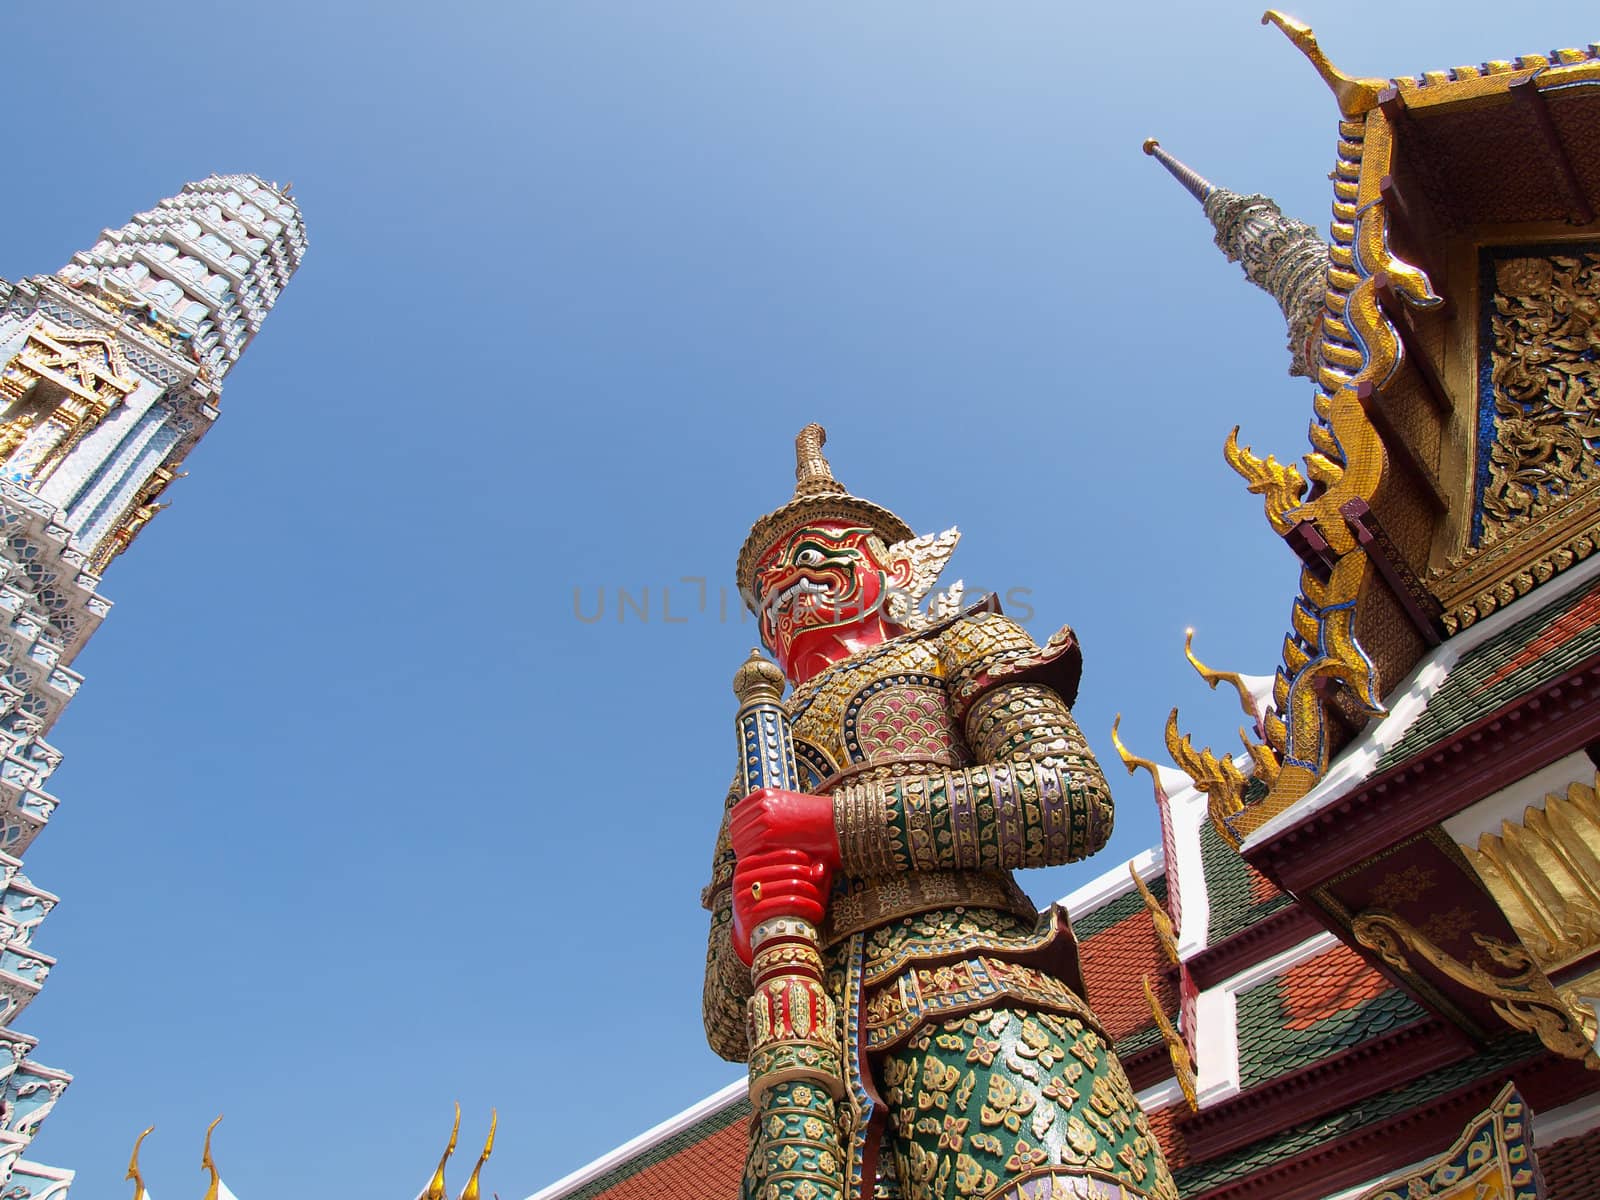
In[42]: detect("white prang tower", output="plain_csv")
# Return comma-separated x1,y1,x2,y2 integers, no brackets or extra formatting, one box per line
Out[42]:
0,175,306,1198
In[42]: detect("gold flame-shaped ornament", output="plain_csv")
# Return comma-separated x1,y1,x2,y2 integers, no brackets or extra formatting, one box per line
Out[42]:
458,1111,496,1200
201,1115,224,1200
126,1126,154,1200
1261,10,1387,118
1109,713,1166,803
421,1104,462,1200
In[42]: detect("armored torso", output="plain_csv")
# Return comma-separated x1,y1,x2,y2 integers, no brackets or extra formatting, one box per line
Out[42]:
786,616,1039,948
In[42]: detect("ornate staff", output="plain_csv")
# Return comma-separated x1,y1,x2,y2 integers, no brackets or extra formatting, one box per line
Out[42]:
733,650,847,1200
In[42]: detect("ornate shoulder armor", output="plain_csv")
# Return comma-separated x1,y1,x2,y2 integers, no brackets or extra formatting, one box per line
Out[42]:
940,611,1083,721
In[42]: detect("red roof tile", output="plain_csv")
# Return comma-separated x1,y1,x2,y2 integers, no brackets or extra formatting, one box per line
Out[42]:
1540,1124,1600,1200
582,1116,746,1200
1144,1103,1190,1171
1078,907,1177,1043
1280,943,1390,1031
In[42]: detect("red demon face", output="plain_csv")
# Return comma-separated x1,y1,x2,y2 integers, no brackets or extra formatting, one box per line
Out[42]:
753,521,910,682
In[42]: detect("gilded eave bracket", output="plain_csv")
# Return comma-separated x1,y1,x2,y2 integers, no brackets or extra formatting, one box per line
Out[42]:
1352,907,1600,1070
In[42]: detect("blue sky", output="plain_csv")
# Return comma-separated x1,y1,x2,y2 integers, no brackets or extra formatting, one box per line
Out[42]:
6,2,1595,1196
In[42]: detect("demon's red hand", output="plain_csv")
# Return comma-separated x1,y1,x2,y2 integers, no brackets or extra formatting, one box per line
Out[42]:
729,788,842,966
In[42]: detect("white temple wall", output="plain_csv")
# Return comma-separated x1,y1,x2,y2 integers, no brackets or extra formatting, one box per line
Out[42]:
73,413,180,554
35,375,166,512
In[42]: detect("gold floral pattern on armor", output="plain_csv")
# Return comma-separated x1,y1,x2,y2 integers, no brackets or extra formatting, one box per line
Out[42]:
823,871,1036,948
861,907,1049,986
880,1006,1176,1200
791,638,947,768
863,956,1100,1053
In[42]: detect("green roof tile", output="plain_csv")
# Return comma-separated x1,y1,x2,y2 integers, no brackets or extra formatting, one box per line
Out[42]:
1377,580,1600,772
1202,821,1293,943
1173,1035,1540,1196
1234,970,1426,1089
1073,873,1168,941
1115,1021,1166,1059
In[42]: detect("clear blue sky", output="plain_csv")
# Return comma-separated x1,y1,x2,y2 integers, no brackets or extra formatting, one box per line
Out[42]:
6,3,1594,1196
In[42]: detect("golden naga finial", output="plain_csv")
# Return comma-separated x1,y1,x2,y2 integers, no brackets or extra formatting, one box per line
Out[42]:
458,1111,497,1200
1184,629,1262,725
1164,709,1247,847
201,1115,224,1200
1240,727,1281,787
1224,426,1307,535
1262,10,1386,117
424,1103,463,1200
794,423,846,497
1110,713,1165,792
126,1126,154,1199
1130,863,1180,965
1144,976,1198,1112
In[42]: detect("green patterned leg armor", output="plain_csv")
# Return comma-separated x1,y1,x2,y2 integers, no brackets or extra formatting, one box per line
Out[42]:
878,1006,1177,1200
743,1079,847,1200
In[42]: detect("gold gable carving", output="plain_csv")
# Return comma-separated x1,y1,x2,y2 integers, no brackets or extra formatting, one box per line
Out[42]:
1433,243,1600,635
1462,771,1600,970
0,322,138,477
1355,1082,1542,1200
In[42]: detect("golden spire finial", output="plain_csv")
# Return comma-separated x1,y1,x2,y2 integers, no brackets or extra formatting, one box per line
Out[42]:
126,1126,154,1200
458,1111,496,1200
1130,863,1180,965
734,648,786,704
1262,11,1386,117
1110,714,1166,797
201,1115,224,1200
794,423,846,498
1184,629,1262,724
424,1104,462,1200
1143,976,1198,1112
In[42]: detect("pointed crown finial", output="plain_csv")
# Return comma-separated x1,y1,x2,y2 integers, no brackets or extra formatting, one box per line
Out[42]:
794,424,847,498
736,425,916,609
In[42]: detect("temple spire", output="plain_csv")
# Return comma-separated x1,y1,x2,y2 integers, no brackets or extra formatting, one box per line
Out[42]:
1142,139,1329,379
1142,139,1214,204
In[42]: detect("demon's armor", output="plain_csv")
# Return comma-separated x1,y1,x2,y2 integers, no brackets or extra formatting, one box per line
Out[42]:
704,426,1176,1200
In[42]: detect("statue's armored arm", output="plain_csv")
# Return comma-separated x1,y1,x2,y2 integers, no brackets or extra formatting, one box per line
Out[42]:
701,784,753,1062
833,614,1114,877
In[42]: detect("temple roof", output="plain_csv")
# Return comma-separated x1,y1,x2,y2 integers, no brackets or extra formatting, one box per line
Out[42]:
1171,1035,1542,1196
1233,943,1424,1091
1538,1123,1600,1199
1243,554,1600,851
524,1081,747,1200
